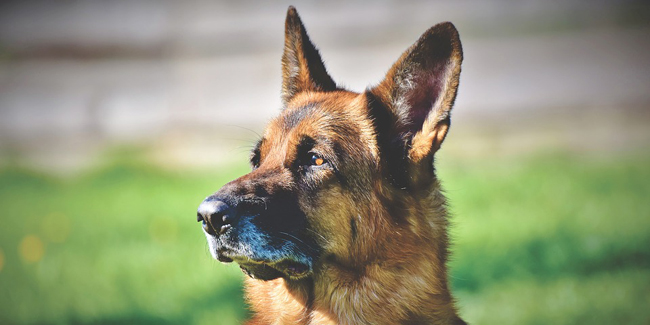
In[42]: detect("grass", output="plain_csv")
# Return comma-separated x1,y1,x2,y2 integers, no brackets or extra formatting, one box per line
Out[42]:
0,150,648,324
0,161,252,325
439,152,650,324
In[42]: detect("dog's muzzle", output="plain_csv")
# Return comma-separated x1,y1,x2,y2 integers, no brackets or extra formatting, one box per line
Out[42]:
196,194,315,280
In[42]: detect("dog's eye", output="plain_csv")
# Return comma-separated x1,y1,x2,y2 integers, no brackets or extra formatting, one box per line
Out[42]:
310,154,325,166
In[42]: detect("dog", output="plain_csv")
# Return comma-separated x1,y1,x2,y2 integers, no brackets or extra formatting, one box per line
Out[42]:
196,6,465,325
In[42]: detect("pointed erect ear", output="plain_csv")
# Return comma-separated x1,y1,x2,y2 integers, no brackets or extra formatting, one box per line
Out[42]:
370,22,463,162
282,6,337,106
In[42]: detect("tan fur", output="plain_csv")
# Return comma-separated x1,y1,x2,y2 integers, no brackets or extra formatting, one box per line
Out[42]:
208,6,465,325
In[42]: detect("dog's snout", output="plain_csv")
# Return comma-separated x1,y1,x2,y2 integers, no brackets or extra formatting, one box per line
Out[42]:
197,199,233,235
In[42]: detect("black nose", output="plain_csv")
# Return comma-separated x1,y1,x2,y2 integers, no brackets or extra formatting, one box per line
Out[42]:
197,199,234,235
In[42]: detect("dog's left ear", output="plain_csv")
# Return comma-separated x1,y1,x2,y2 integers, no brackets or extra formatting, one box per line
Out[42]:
281,6,337,106
370,22,463,163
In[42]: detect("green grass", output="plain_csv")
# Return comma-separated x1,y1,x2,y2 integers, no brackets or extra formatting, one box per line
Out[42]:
439,152,650,324
0,161,252,325
0,151,648,324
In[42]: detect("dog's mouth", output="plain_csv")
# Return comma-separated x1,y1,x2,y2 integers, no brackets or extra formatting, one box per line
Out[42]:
217,249,312,280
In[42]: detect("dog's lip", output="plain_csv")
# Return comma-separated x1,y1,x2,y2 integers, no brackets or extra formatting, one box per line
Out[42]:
218,250,311,279
216,248,235,263
217,254,233,263
239,259,311,279
217,248,273,266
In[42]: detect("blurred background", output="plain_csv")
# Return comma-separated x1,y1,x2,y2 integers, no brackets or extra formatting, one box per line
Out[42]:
0,0,649,324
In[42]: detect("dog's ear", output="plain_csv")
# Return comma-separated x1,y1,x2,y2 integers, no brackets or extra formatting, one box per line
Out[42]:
282,6,337,106
370,22,462,163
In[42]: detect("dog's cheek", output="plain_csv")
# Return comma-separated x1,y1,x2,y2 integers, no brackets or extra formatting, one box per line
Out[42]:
302,184,358,259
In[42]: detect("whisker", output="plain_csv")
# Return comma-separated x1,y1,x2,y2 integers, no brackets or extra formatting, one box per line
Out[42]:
305,228,327,243
224,124,262,139
278,231,319,253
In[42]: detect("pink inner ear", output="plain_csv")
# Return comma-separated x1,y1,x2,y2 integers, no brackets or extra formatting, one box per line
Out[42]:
405,62,445,131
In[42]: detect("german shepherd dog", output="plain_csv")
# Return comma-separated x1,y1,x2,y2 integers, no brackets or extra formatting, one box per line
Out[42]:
197,6,464,325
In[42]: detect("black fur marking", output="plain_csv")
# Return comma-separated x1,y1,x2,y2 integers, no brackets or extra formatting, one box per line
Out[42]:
282,104,316,129
250,139,263,168
365,91,410,190
350,216,357,242
331,141,350,188
295,136,316,167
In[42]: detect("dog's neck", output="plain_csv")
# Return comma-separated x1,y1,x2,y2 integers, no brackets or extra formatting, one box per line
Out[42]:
245,262,463,325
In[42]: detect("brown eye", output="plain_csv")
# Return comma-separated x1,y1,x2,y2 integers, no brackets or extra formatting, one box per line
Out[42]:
310,154,325,166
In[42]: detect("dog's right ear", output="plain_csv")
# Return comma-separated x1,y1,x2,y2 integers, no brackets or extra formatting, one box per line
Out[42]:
281,6,337,106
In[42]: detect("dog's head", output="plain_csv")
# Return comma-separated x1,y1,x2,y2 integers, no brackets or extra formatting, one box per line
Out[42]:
197,7,462,281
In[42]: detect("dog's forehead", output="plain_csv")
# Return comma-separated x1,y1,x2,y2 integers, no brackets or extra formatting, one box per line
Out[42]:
257,91,378,161
267,91,368,139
